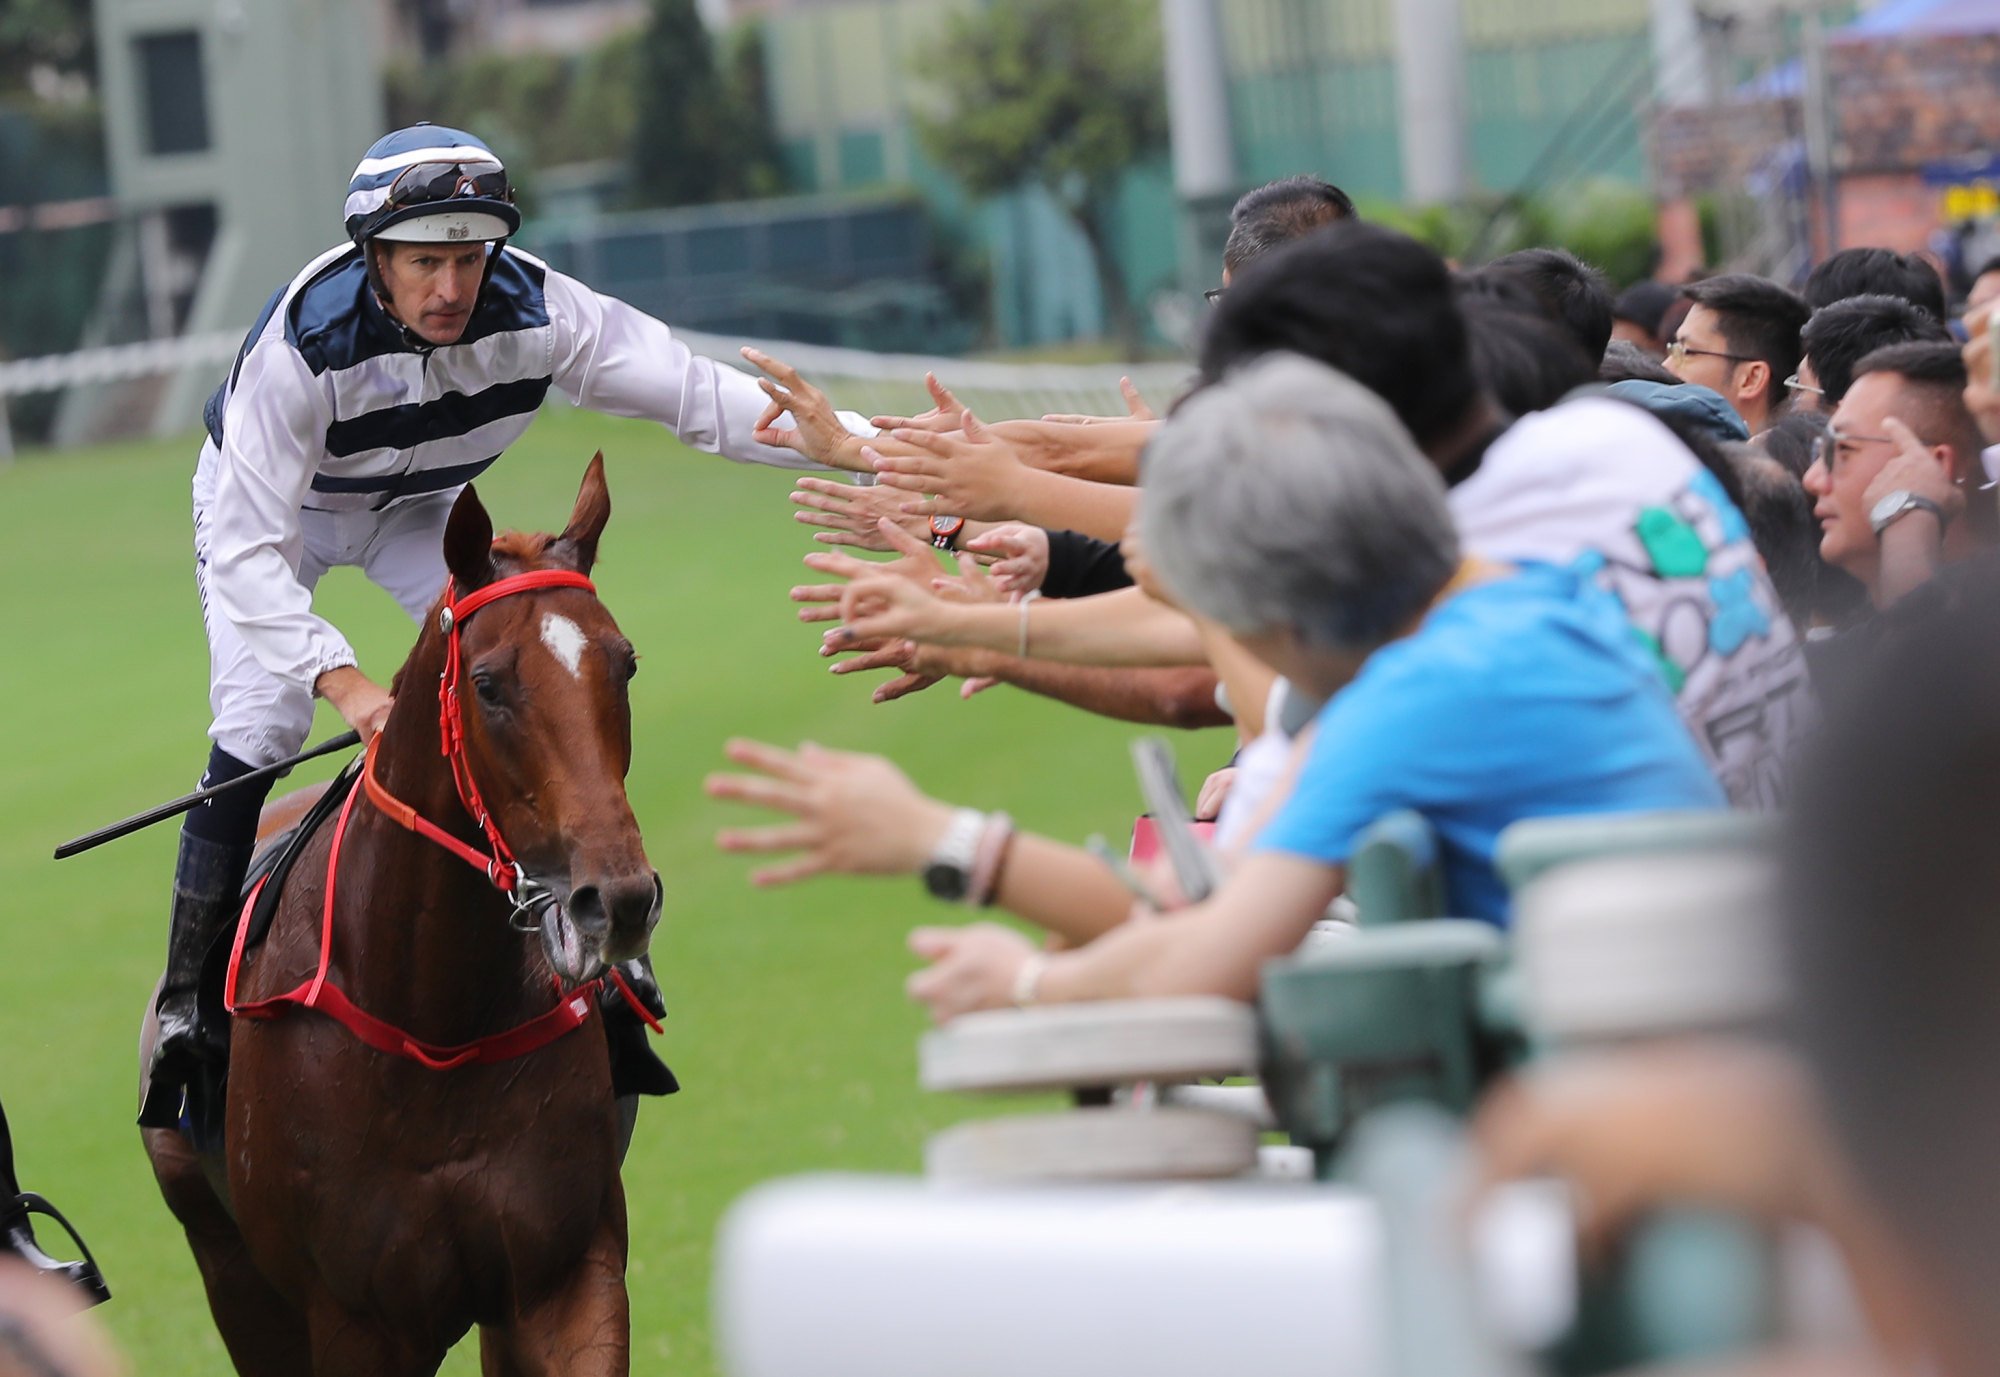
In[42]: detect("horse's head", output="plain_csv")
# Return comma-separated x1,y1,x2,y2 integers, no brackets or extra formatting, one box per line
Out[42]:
433,454,660,985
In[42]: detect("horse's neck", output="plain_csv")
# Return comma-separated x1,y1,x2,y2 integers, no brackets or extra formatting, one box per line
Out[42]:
331,644,550,1043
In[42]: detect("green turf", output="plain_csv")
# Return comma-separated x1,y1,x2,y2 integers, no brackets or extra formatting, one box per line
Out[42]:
0,406,1231,1374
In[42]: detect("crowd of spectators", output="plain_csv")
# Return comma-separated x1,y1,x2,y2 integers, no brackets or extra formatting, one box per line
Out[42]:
706,181,2000,1375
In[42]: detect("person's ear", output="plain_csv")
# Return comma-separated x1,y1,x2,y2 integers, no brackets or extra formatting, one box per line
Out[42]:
1738,359,1770,405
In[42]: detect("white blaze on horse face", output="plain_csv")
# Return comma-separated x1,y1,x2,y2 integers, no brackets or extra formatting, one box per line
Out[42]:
540,613,587,680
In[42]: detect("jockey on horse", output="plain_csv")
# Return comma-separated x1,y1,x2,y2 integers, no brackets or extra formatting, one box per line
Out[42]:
141,122,873,1129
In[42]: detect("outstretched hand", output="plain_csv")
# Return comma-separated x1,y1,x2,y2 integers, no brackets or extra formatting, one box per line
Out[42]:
790,475,931,551
905,923,1038,1024
1041,376,1156,425
874,418,1033,523
963,523,1050,596
870,371,968,434
789,518,942,626
745,347,866,472
707,738,953,885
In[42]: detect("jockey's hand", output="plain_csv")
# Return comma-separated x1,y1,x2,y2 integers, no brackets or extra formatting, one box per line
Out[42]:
315,666,394,740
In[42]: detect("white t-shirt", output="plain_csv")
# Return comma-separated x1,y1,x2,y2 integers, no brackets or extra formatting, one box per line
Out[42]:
1449,396,1813,808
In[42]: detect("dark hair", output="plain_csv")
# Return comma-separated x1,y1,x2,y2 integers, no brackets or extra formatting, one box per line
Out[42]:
1680,273,1811,394
1799,293,1950,404
1612,279,1677,337
1221,176,1357,274
1802,246,1948,319
1853,339,1969,391
1727,448,1819,629
1200,221,1479,451
1753,409,1828,482
1598,338,1679,386
1784,562,2000,1349
1483,247,1614,362
1459,295,1596,415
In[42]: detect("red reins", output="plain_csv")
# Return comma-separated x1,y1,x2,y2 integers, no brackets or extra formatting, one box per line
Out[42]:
225,568,659,1069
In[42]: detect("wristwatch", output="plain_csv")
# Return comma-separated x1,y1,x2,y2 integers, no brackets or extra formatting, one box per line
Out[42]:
921,808,986,902
930,514,966,550
1869,490,1949,536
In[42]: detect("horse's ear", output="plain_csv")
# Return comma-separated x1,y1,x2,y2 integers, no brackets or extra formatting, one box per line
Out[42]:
556,452,610,574
444,484,496,590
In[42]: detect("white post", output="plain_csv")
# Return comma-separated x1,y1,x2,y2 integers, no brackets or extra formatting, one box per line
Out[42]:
1162,0,1236,202
1649,0,1711,108
1394,0,1467,204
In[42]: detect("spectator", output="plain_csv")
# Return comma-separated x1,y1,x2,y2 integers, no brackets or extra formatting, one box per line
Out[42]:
1782,566,2000,1375
1599,339,1678,386
1483,247,1615,362
1728,447,1821,630
1755,410,1829,483
1459,295,1596,416
1803,246,1948,320
710,356,1725,1018
1795,294,1951,413
1666,275,1811,436
1204,223,1812,809
1219,175,1356,289
1611,279,1677,356
1803,342,1995,610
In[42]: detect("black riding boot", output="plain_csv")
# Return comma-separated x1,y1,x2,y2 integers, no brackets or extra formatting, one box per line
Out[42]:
0,1100,111,1305
139,829,254,1131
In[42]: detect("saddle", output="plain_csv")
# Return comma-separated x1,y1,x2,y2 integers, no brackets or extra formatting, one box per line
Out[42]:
184,760,676,1148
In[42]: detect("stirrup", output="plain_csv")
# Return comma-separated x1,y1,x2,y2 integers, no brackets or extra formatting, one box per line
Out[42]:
1,1192,111,1307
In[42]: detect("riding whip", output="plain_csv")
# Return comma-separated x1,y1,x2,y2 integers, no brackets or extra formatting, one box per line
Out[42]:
53,731,362,860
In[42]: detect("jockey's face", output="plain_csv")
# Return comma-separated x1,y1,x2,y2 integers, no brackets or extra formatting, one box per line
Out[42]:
375,241,489,345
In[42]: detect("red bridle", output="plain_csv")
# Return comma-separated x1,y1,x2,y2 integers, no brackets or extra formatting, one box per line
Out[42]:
226,568,661,1070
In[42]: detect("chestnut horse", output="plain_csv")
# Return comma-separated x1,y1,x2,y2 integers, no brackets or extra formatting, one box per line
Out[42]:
143,457,661,1376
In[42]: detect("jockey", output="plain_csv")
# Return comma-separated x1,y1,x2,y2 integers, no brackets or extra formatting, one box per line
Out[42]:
142,123,869,1124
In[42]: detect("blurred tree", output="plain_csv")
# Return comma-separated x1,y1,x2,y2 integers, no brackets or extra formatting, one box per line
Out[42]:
913,0,1168,357
629,0,734,207
0,0,95,93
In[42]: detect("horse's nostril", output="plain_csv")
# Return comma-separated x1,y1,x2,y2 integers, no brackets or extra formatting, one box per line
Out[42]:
569,884,607,934
607,875,659,935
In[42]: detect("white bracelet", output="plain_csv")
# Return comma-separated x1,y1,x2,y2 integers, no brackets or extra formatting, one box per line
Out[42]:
1011,952,1049,1008
1016,590,1042,659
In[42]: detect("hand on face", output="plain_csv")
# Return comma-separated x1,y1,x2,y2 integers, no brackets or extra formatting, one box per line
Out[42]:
1862,417,1965,522
707,738,953,885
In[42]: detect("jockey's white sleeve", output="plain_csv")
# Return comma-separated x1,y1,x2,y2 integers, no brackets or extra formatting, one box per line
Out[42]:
541,269,875,470
206,339,359,693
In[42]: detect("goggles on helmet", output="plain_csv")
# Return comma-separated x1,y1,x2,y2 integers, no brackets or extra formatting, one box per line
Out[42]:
383,159,514,213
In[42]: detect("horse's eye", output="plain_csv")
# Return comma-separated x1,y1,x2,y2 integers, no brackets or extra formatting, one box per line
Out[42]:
473,671,505,706
624,651,641,682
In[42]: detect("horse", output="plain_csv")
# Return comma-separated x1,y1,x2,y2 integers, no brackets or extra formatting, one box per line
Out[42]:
142,456,662,1376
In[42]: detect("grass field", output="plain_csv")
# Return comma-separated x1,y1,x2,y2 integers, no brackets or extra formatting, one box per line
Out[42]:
0,404,1231,1373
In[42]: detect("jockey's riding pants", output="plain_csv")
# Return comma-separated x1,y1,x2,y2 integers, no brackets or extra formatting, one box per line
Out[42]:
192,441,455,768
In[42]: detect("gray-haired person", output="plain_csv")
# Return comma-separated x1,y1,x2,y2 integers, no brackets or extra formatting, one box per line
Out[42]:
702,354,1728,1024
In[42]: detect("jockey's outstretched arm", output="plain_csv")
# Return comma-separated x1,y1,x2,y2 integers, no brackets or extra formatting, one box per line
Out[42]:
541,270,877,472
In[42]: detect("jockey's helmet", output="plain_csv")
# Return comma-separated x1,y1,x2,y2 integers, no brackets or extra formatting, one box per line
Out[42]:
344,124,520,249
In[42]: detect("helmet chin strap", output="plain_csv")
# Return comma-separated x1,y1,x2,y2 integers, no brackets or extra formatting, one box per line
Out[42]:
363,238,508,352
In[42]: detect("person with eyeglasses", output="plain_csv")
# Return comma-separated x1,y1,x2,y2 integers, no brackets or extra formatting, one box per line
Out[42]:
1801,341,1995,616
1663,276,1810,437
142,123,878,1126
